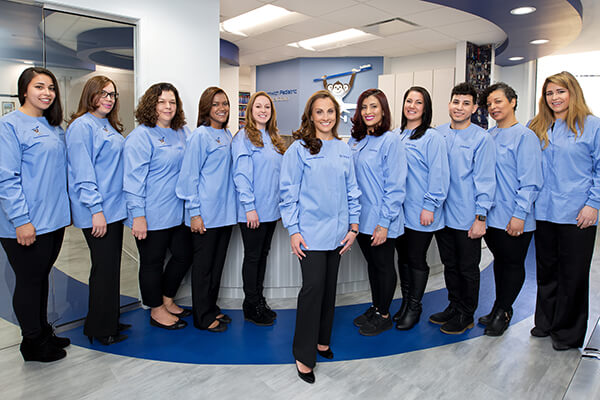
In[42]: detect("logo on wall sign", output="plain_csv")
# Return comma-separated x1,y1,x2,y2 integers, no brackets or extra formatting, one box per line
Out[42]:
266,89,298,102
316,64,372,123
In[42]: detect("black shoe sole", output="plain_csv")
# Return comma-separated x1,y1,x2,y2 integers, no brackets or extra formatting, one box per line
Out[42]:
359,322,392,336
150,317,187,330
244,316,274,326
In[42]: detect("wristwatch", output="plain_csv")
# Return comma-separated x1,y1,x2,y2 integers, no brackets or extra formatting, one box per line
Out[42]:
476,215,486,222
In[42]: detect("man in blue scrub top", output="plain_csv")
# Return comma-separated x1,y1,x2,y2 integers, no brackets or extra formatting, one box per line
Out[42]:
429,83,496,334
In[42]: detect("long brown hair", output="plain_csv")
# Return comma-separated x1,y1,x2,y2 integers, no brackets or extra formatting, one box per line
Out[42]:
351,88,391,141
529,71,592,149
197,86,229,128
68,75,123,133
293,90,340,155
244,91,286,154
17,67,63,127
135,83,186,131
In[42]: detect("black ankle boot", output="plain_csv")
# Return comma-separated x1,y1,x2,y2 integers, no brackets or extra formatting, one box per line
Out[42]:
478,303,497,326
244,300,274,326
43,324,70,348
484,307,511,337
393,263,410,322
395,268,428,330
20,334,66,362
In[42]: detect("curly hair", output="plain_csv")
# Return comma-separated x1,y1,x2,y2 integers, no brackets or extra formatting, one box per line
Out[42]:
293,90,340,155
17,67,63,127
135,82,186,130
197,86,229,128
244,91,286,154
351,88,391,141
68,75,123,133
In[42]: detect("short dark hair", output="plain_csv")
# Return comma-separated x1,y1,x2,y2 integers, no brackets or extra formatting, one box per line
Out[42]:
479,82,518,110
401,86,432,140
18,67,63,126
451,82,478,104
351,88,391,141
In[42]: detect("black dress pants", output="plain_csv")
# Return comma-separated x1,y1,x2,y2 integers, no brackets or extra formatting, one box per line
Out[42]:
82,221,124,337
356,234,396,315
534,220,597,347
293,249,341,368
484,227,533,311
239,221,277,305
435,227,481,316
191,225,233,329
1,228,65,339
135,224,193,308
401,228,435,272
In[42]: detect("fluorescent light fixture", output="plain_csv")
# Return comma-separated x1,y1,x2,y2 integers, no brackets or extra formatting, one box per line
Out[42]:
220,5,306,37
510,6,536,15
288,29,379,51
530,39,549,45
508,56,524,61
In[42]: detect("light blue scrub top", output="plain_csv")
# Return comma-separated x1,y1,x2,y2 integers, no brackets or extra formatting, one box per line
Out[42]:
0,110,70,238
348,130,406,238
123,124,187,231
231,128,282,223
437,122,496,231
397,127,449,232
66,112,126,228
535,115,600,224
487,123,542,232
176,125,237,229
280,139,361,251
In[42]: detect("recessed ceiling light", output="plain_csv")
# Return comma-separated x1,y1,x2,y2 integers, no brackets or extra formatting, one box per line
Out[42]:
220,5,306,37
510,7,536,15
530,39,549,45
508,56,525,61
288,29,379,52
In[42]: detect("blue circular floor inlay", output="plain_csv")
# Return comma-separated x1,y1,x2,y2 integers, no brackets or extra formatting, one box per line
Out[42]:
62,242,537,365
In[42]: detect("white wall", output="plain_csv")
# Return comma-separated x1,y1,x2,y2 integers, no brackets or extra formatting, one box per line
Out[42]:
388,49,455,75
45,0,220,126
493,61,537,124
220,62,239,133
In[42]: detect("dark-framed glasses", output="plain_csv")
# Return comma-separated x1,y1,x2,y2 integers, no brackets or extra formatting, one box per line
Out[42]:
100,90,119,100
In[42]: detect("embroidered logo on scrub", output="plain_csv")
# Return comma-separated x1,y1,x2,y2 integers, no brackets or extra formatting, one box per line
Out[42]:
159,137,166,145
32,126,40,135
216,136,221,144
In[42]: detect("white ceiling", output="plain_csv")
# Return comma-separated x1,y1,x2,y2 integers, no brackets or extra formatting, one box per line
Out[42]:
220,0,507,66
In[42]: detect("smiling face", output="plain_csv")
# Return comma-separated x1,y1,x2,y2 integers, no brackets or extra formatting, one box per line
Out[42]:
23,73,56,116
251,95,271,130
449,94,478,126
155,90,176,128
361,95,383,131
311,97,336,137
93,82,116,118
545,82,570,120
403,90,424,126
486,89,516,125
209,92,230,129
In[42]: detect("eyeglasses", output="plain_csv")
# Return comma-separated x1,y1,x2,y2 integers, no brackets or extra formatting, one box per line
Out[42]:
100,90,119,100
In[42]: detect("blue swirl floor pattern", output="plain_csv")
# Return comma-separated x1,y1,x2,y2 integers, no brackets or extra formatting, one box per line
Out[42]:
63,242,537,365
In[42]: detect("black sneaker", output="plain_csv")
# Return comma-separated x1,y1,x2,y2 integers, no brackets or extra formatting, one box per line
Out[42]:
353,305,377,327
244,304,274,326
429,305,458,325
440,313,474,334
359,312,393,336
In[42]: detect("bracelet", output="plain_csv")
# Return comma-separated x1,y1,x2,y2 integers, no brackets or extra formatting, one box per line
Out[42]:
350,229,358,235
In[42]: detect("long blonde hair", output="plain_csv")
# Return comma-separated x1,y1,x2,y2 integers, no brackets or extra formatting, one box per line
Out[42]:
244,91,286,154
529,71,592,149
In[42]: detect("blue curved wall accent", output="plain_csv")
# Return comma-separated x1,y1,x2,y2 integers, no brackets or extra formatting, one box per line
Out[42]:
220,39,239,66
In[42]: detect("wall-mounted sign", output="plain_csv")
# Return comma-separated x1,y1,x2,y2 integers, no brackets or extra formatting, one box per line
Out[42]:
267,89,298,102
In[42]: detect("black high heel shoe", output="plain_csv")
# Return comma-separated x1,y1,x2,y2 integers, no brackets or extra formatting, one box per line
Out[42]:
297,365,315,384
87,334,128,345
317,347,334,359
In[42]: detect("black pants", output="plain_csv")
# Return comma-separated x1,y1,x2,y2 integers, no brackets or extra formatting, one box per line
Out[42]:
135,224,193,308
435,227,481,316
191,225,233,328
293,249,341,368
82,221,124,337
534,220,597,347
1,228,65,339
397,228,435,272
484,227,533,311
357,234,396,315
239,221,277,305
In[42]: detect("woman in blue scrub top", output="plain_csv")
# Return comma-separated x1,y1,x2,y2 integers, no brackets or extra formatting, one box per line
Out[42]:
394,86,449,330
348,88,406,336
232,91,286,326
176,87,237,333
478,83,542,337
123,83,191,331
0,67,71,362
66,76,129,345
529,71,600,351
280,90,360,384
